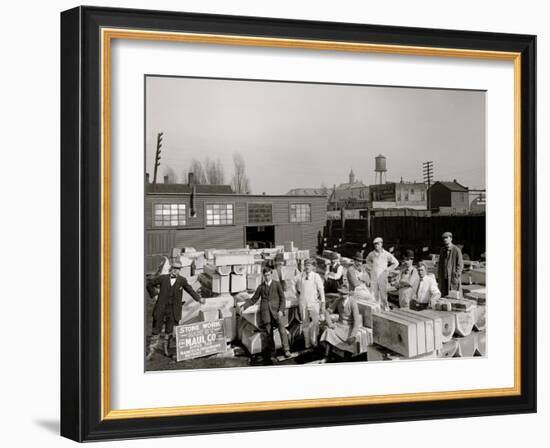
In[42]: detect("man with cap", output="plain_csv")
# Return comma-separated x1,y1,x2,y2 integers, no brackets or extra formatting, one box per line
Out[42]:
241,266,291,359
325,252,344,293
365,237,399,310
296,259,325,348
396,249,420,308
146,261,205,359
437,231,464,297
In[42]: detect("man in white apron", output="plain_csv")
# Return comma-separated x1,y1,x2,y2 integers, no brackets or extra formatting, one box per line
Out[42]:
365,237,399,311
296,259,325,348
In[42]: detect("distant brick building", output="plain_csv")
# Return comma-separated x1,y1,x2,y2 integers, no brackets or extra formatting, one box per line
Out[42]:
145,182,327,271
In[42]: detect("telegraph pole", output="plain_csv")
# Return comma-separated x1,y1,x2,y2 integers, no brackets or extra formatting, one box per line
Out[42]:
152,132,163,184
422,161,434,210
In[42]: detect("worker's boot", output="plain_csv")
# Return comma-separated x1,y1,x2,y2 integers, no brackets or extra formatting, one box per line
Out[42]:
146,334,161,360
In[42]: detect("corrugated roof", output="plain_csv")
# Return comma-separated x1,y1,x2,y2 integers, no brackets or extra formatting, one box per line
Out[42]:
146,183,234,194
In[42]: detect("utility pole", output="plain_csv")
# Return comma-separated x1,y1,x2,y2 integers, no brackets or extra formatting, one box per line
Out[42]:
422,161,434,210
152,132,163,184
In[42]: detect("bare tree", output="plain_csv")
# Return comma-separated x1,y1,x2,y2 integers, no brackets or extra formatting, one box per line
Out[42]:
204,157,226,185
231,152,251,194
189,159,207,184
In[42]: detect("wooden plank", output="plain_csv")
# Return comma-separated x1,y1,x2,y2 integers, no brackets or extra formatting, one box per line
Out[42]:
419,309,455,344
372,312,417,357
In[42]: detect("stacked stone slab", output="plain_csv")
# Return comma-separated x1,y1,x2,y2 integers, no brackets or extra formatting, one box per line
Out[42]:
372,309,443,358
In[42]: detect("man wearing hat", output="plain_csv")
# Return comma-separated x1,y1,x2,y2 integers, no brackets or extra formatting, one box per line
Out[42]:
396,249,420,308
296,259,325,348
146,261,205,359
365,237,399,310
242,266,291,359
325,252,344,293
437,231,464,297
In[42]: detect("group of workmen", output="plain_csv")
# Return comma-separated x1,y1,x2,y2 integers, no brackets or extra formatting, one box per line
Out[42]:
147,231,464,363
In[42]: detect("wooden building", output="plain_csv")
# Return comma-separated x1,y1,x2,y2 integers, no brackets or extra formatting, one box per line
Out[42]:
370,181,427,210
429,180,469,214
145,183,327,271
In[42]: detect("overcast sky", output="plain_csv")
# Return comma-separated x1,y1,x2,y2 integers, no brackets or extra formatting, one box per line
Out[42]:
145,76,486,194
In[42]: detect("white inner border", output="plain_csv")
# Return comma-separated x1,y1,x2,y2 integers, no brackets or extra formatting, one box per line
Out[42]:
110,37,515,410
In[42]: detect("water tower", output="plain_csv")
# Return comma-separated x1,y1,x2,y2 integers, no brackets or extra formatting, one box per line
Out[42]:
375,154,387,184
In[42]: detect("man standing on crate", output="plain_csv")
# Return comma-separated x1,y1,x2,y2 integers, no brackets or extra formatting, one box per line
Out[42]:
241,266,292,359
437,231,464,297
365,237,399,311
146,261,205,360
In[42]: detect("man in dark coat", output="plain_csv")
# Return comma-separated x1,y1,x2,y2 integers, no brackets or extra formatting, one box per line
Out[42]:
146,261,205,359
438,232,464,297
242,266,291,359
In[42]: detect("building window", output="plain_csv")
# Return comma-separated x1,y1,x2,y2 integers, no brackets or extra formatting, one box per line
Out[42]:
290,203,311,223
206,203,233,225
154,203,186,227
248,203,272,224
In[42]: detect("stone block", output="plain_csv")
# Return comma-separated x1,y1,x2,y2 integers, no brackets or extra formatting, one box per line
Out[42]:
356,298,381,328
230,273,247,293
199,308,220,322
215,254,255,266
437,339,459,358
419,309,455,344
393,309,442,352
473,304,486,331
393,311,427,354
372,311,418,357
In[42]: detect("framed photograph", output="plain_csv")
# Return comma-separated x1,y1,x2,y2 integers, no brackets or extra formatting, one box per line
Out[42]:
60,6,536,441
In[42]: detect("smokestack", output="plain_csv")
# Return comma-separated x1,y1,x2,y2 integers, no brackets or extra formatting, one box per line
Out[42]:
164,175,169,184
145,173,150,184
188,172,195,186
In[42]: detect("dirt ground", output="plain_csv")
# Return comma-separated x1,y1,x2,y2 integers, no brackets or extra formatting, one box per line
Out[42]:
143,298,366,372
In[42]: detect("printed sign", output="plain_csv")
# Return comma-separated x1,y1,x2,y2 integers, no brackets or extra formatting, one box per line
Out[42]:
175,319,226,361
